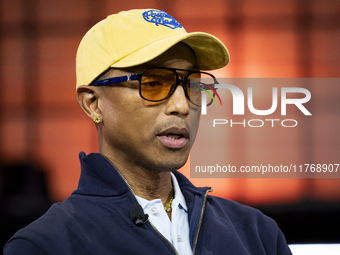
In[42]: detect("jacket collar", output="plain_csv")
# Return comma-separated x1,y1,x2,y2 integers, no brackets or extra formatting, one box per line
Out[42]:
73,152,130,197
172,170,210,197
73,151,210,198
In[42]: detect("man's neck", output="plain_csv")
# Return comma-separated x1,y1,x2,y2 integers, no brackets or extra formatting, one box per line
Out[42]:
103,153,174,206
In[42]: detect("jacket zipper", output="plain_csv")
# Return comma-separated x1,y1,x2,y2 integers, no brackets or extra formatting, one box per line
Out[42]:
192,188,212,255
148,221,179,255
104,156,179,255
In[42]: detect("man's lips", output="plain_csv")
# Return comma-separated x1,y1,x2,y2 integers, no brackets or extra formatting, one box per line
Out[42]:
157,127,190,149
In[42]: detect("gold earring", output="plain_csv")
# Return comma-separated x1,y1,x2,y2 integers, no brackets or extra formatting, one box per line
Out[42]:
94,116,101,124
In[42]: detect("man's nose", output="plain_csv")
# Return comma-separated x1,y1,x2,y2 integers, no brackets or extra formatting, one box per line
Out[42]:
164,82,190,117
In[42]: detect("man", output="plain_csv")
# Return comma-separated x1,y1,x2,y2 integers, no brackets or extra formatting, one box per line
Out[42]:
4,9,292,255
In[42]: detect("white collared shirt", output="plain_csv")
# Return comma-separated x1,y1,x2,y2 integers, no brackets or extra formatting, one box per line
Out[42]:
135,173,192,255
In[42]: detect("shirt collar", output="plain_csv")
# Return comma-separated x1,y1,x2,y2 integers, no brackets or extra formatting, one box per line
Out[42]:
171,172,188,212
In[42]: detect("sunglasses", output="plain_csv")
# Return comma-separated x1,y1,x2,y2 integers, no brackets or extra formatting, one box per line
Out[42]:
91,67,218,106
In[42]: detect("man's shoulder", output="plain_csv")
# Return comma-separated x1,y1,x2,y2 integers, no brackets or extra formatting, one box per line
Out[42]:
4,196,87,254
8,201,75,238
4,191,135,254
200,195,292,254
3,203,61,254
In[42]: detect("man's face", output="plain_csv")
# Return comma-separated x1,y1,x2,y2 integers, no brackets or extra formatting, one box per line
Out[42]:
97,43,201,172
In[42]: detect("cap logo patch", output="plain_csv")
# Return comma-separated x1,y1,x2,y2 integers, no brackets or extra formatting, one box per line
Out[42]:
142,10,182,29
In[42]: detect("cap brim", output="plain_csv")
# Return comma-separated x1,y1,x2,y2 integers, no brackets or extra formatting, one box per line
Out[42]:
110,32,229,70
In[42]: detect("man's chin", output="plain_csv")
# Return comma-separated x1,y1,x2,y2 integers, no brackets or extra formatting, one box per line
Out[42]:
147,157,189,173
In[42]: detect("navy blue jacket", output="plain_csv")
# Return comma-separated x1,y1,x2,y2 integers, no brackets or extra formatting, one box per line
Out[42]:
4,152,292,255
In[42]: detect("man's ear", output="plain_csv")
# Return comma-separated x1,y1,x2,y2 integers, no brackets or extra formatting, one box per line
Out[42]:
76,85,102,121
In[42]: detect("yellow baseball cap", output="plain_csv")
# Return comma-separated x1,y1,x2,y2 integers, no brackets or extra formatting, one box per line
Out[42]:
76,9,230,87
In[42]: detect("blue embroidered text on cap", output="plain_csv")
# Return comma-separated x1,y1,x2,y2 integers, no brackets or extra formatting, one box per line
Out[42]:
142,10,182,30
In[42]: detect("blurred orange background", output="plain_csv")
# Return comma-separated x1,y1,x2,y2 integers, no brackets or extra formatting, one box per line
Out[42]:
0,0,339,207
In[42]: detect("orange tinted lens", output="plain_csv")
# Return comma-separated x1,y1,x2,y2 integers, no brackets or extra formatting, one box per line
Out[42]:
140,69,176,101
